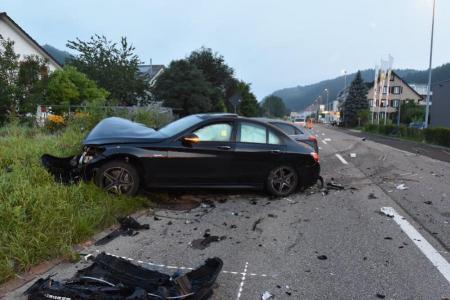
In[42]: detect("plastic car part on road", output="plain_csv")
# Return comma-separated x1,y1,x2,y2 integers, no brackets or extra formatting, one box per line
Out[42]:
24,252,223,300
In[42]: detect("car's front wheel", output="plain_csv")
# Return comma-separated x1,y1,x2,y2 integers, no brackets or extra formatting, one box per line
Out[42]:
266,165,298,197
95,160,140,196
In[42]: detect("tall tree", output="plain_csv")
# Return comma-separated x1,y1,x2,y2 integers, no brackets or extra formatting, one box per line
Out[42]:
151,60,214,116
0,35,19,122
187,47,234,111
262,95,286,118
67,35,149,106
233,81,260,117
342,71,368,127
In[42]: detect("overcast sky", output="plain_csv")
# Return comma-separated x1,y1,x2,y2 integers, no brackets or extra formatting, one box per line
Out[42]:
1,0,449,100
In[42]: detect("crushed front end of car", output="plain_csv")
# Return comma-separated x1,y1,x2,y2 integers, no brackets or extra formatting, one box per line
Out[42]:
41,146,105,184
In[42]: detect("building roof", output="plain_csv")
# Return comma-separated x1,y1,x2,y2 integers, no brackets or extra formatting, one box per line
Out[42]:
138,64,165,80
366,70,423,99
0,12,62,68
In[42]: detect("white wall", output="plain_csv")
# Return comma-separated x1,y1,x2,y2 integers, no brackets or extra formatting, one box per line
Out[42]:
0,16,60,72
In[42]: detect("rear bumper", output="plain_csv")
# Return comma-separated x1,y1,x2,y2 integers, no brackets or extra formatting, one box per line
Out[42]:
297,162,320,188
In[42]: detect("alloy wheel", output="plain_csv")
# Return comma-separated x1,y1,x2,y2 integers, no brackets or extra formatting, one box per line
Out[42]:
270,167,297,195
102,167,134,195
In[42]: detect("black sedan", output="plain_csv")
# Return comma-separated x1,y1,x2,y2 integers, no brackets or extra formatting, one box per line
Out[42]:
43,114,320,197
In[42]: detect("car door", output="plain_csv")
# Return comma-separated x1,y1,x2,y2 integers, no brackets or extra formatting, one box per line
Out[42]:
232,121,286,186
154,121,236,187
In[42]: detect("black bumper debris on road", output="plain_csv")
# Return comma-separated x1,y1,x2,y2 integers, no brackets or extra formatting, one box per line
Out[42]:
24,252,223,300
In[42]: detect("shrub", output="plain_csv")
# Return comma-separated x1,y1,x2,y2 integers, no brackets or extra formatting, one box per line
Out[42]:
424,127,450,147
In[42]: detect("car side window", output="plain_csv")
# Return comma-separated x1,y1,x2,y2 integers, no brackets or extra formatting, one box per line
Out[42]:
268,130,282,144
193,123,232,142
239,122,267,143
273,123,297,135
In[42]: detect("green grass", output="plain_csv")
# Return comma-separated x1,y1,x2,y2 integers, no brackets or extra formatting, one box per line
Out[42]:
0,123,149,283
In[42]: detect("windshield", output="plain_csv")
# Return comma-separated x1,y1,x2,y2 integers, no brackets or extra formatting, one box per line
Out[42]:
158,115,202,137
295,118,305,122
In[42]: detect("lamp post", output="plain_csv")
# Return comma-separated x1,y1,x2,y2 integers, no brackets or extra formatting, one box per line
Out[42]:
324,89,329,122
424,0,436,128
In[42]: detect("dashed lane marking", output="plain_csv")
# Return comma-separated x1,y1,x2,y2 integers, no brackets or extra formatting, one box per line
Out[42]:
322,140,328,145
324,138,331,142
335,153,348,165
236,261,248,300
380,207,450,283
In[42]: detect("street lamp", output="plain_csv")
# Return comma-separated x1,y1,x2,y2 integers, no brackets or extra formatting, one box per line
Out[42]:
424,0,436,128
324,89,329,111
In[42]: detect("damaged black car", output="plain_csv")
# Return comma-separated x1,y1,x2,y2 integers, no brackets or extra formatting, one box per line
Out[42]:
43,113,320,197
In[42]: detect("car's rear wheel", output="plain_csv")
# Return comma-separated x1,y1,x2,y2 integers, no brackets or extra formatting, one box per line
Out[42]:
95,160,140,196
266,166,298,197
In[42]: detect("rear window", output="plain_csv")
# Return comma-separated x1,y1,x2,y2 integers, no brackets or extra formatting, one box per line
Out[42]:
295,118,305,122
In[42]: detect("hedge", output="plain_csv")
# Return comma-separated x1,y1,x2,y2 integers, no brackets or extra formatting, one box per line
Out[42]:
362,124,450,147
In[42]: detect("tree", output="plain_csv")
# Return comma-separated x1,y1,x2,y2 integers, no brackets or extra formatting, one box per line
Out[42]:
151,60,214,115
67,35,149,106
46,66,109,107
234,81,259,117
16,55,49,113
0,35,19,122
399,100,425,124
342,71,368,127
262,95,286,118
187,47,234,111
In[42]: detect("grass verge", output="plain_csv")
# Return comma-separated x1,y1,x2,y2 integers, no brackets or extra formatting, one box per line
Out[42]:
0,123,149,283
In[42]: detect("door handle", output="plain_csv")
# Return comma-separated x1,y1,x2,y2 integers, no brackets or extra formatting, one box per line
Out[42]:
217,145,231,150
270,149,281,154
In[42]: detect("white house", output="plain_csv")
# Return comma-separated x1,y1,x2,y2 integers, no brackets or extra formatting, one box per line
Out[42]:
0,12,61,71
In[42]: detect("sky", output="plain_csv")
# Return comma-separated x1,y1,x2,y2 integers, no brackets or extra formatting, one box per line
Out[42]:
1,0,449,100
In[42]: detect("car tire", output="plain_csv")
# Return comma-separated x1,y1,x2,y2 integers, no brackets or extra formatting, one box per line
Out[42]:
266,165,299,197
95,160,140,196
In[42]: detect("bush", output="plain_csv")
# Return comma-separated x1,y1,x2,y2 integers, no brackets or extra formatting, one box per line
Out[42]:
424,127,450,147
0,123,150,283
363,124,424,142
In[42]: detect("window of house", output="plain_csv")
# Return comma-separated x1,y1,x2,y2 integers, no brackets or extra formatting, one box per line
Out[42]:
392,86,401,94
193,123,232,142
382,86,387,94
392,99,400,108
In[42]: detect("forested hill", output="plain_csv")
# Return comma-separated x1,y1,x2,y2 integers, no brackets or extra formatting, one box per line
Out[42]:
273,63,450,111
42,44,73,65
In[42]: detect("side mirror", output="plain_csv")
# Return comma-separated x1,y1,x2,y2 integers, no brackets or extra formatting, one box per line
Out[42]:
182,134,200,146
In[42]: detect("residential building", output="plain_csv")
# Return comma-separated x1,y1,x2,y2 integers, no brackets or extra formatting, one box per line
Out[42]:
409,83,432,106
0,12,61,71
430,79,450,128
367,71,422,121
138,64,165,86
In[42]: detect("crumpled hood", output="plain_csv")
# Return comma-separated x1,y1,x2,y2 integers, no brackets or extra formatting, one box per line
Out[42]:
83,117,167,145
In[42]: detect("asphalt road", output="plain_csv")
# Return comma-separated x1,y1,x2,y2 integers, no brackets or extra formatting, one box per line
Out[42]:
6,124,450,299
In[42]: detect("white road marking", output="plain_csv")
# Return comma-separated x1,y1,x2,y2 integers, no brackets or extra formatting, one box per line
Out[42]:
380,207,450,283
324,138,331,142
322,140,328,145
335,154,348,165
236,262,249,300
94,250,273,278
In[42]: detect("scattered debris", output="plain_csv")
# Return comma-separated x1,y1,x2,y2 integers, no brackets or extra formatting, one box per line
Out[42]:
380,207,395,218
41,154,81,184
327,182,344,190
424,200,433,205
252,218,263,232
24,252,223,299
376,293,386,299
384,237,392,240
95,216,149,246
191,231,227,250
268,214,278,218
368,193,378,199
362,137,367,141
350,153,356,158
396,183,408,190
262,291,274,300
317,255,328,260
201,199,216,209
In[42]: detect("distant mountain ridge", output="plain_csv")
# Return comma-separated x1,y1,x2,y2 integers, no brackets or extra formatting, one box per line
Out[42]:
42,44,72,65
273,63,450,111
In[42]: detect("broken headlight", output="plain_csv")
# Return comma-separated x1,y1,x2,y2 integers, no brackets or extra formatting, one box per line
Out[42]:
79,147,104,165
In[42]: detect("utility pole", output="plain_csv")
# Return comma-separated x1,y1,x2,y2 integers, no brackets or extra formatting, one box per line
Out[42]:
424,0,436,128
